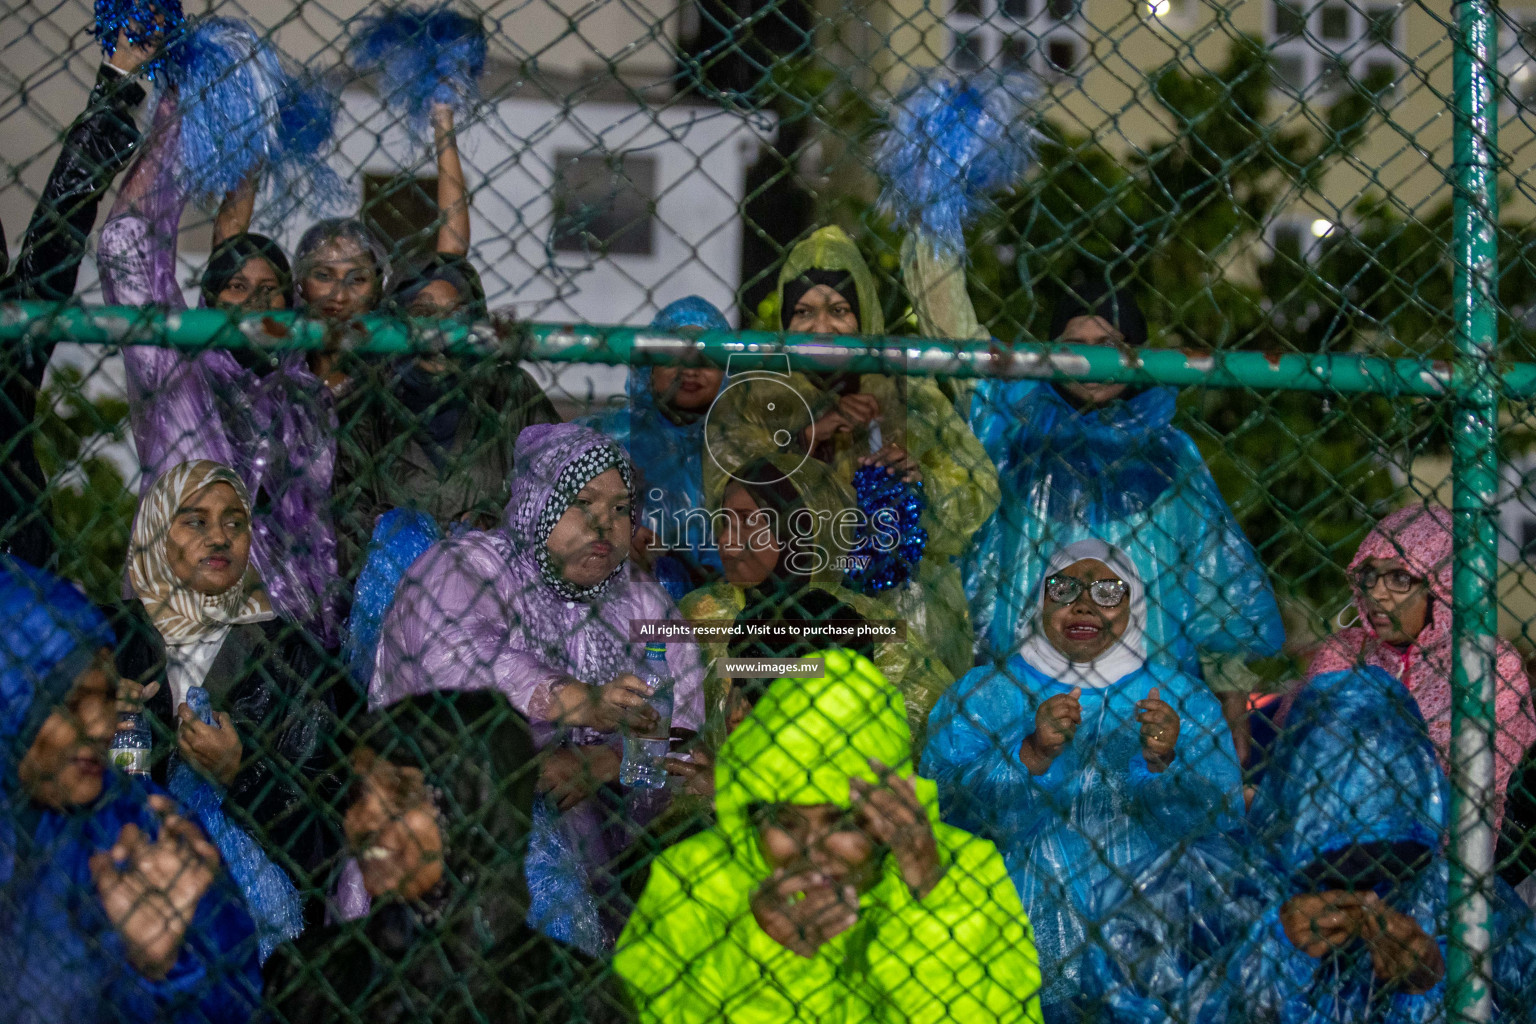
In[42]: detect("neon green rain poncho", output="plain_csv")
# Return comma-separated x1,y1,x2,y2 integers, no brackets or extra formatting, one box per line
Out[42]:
614,649,1044,1024
703,227,999,677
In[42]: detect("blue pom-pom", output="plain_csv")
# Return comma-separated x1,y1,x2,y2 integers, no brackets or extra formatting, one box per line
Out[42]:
350,3,487,134
168,18,344,211
844,464,927,595
185,685,215,725
270,71,350,216
873,70,1040,256
651,554,693,604
169,761,302,961
167,18,287,206
93,0,186,81
345,509,442,687
277,75,336,158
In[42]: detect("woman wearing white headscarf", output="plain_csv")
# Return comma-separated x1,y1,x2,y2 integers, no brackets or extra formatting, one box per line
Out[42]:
921,539,1243,1024
113,460,342,901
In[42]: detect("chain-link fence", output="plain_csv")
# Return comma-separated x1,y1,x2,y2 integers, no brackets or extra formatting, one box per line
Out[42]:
2,0,1535,1021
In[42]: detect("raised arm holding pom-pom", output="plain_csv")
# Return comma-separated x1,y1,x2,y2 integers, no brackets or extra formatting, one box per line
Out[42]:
432,102,470,257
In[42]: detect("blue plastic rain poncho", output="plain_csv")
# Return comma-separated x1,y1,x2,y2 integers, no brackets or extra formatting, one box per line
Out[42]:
0,557,261,1023
923,541,1243,1022
964,377,1283,672
580,296,730,589
1085,667,1536,1024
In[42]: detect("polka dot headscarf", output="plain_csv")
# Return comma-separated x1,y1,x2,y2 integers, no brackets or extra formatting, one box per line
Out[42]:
532,443,635,601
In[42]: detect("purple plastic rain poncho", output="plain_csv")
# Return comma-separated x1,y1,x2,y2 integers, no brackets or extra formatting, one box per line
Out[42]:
371,422,706,948
96,91,341,644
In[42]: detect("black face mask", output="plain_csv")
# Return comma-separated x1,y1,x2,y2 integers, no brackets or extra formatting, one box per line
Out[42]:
396,361,465,449
1296,840,1433,898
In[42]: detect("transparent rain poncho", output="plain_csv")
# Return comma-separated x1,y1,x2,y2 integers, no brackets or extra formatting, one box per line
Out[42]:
922,541,1243,1021
963,378,1282,674
1085,667,1536,1024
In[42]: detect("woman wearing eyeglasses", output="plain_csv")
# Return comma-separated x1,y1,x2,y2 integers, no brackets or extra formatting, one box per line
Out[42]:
1297,504,1534,830
922,539,1242,1024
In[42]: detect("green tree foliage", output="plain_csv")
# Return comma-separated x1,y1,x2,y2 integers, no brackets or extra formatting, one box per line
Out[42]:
33,365,135,607
948,38,1535,632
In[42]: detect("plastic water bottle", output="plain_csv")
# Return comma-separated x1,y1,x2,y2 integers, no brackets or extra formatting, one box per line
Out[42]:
620,643,674,789
110,711,152,778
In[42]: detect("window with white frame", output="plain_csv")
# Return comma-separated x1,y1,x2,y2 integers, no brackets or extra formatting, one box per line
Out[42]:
946,0,1086,80
550,151,658,258
1499,11,1536,113
1268,0,1402,99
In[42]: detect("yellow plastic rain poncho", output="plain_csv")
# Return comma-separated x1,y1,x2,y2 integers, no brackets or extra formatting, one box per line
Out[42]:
614,650,1044,1024
679,453,952,746
703,226,998,676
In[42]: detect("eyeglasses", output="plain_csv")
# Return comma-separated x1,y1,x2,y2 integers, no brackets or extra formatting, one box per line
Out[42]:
1044,574,1129,608
1353,567,1424,594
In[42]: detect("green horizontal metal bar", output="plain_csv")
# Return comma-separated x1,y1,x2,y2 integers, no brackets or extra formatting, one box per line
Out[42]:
4,301,1534,398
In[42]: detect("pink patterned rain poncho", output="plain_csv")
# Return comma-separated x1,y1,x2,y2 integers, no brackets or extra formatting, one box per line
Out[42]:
371,422,705,949
1303,504,1535,828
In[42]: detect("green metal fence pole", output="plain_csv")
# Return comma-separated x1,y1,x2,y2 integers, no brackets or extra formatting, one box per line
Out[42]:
12,302,1536,397
1449,1,1501,1021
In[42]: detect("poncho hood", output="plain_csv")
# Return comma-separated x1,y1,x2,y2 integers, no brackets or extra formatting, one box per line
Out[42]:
0,558,115,753
502,423,635,601
625,295,731,425
714,648,940,880
1252,667,1446,875
775,226,884,335
1346,504,1452,651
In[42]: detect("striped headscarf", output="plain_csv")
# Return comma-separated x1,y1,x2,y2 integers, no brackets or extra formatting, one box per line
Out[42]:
129,460,273,645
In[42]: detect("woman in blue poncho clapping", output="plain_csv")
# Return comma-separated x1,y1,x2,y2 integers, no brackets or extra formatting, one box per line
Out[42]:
1086,665,1536,1023
960,279,1284,762
922,539,1243,1024
0,558,260,1023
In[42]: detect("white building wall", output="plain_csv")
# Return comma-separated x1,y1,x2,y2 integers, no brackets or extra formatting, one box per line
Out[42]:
6,4,773,417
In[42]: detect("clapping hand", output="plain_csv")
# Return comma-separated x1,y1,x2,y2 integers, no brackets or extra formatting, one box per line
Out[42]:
1136,687,1180,771
90,795,220,980
850,759,944,898
802,393,881,452
751,868,860,958
1020,687,1081,775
